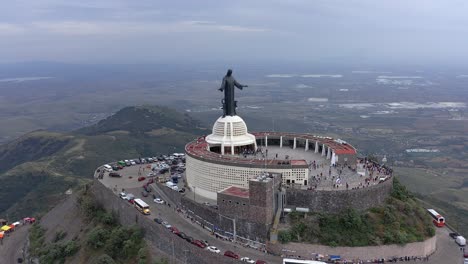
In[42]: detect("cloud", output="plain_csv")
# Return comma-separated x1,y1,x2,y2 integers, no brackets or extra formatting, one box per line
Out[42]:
30,20,268,36
185,21,267,32
0,23,25,35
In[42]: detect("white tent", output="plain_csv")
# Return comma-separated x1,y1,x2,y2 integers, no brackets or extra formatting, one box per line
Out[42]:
331,152,337,165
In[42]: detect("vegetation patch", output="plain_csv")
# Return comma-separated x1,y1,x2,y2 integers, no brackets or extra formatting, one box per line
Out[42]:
29,223,80,263
278,178,435,246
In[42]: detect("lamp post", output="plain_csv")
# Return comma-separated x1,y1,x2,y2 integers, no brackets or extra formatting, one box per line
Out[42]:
193,186,196,202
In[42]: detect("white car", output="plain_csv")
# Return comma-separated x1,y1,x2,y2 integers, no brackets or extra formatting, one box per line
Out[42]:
154,198,164,204
162,221,171,229
206,246,220,254
119,192,127,199
241,257,255,263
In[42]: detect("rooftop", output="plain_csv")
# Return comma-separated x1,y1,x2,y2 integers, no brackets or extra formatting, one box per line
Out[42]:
219,186,250,199
185,131,356,167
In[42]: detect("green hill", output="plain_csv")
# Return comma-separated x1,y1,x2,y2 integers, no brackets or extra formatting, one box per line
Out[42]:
76,105,204,136
278,179,435,246
0,105,208,220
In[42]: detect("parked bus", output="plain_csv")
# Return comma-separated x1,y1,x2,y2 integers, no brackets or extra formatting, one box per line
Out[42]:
283,259,326,264
134,198,151,215
427,209,445,227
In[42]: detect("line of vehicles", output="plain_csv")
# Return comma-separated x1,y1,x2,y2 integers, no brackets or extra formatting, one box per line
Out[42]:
101,153,186,172
152,216,267,264
427,209,466,247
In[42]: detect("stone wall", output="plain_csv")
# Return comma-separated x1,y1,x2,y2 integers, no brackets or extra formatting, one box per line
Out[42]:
90,180,239,264
286,177,393,213
268,235,437,261
181,196,269,242
156,182,182,205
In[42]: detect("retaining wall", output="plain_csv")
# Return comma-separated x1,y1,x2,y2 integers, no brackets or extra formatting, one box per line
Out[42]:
90,180,239,264
286,177,393,213
268,235,436,261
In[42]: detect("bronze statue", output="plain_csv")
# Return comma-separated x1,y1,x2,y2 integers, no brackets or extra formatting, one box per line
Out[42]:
218,69,248,117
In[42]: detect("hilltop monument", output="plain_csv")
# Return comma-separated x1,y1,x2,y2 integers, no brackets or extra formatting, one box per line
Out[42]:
218,69,248,117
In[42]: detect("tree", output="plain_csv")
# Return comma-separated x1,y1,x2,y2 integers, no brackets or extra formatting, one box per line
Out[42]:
92,254,116,264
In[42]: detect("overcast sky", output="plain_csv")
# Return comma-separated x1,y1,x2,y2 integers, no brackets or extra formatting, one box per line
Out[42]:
1,0,468,65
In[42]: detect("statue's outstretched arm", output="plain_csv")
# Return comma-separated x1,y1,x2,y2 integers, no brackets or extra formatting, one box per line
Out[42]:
234,79,248,89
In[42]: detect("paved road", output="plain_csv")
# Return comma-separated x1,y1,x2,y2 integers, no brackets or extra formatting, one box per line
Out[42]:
427,227,464,264
126,185,281,264
0,224,30,264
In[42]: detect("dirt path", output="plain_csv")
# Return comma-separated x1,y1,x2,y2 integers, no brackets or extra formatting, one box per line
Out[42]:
0,224,31,264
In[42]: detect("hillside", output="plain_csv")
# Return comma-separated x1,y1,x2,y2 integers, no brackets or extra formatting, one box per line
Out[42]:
24,188,169,264
278,179,435,246
76,105,204,136
0,105,208,220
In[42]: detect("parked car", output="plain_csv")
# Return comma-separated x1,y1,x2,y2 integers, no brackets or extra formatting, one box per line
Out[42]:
138,176,146,182
255,261,267,264
177,232,188,239
224,251,239,259
141,191,148,197
192,240,206,248
241,257,255,263
162,222,171,229
207,246,220,254
153,218,163,224
109,172,121,177
185,236,194,243
154,198,164,204
119,192,127,199
169,226,179,234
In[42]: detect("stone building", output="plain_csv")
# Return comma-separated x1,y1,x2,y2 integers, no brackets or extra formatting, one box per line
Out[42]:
218,172,282,226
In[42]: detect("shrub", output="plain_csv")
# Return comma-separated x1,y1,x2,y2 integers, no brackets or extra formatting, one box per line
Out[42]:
53,230,67,242
92,254,116,264
278,230,292,243
64,240,80,256
87,227,109,249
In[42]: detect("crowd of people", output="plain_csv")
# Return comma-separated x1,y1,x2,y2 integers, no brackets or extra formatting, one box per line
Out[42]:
306,156,393,191
281,253,432,263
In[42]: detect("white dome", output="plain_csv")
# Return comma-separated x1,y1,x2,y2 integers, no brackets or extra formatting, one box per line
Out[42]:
205,115,256,153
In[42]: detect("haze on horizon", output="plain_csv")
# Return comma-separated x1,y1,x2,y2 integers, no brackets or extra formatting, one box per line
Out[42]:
1,0,468,66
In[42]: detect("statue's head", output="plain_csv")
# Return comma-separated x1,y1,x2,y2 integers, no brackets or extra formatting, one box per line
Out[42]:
226,69,233,77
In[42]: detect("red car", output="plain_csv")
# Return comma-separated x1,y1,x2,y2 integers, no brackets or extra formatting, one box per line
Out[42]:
138,176,146,182
169,226,179,234
223,251,239,259
192,240,206,248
